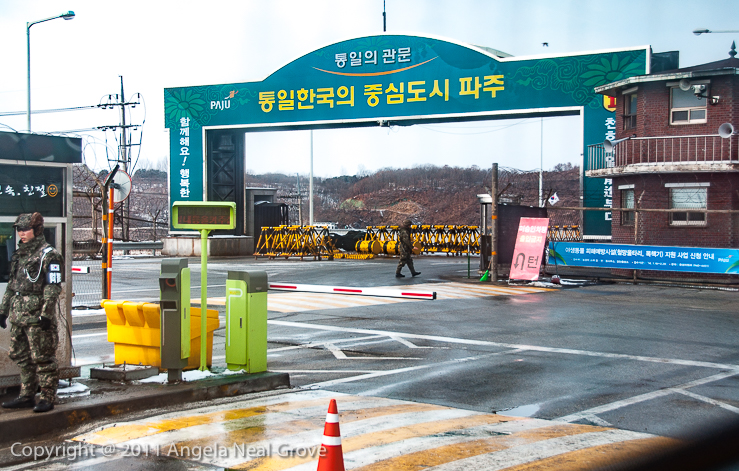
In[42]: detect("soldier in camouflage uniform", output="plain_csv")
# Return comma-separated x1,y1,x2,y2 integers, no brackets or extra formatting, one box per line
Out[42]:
396,219,421,278
0,213,63,413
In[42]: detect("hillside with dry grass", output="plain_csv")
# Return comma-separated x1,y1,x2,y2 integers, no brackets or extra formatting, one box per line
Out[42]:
246,164,580,228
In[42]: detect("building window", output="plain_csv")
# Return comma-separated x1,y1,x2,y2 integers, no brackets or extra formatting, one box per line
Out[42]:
621,189,635,225
670,87,707,125
669,186,707,226
624,93,637,130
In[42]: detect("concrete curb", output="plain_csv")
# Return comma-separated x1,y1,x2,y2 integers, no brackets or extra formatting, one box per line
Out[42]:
0,371,290,445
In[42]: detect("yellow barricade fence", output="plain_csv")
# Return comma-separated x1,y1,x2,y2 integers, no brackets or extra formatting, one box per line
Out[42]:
254,225,336,259
547,225,582,242
363,225,480,255
256,224,575,258
255,224,585,258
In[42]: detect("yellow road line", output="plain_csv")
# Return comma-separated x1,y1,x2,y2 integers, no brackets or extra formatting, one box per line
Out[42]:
76,399,449,446
349,424,610,471
74,397,339,445
497,436,680,471
163,402,457,457
230,413,522,470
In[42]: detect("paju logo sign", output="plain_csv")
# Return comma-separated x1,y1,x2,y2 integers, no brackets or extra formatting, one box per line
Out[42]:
211,90,238,111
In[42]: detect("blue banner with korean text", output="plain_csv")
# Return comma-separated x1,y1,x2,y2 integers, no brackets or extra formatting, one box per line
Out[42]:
548,242,739,274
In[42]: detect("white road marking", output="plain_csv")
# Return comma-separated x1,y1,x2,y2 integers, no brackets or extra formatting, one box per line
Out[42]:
390,335,434,349
322,342,421,360
582,414,613,427
71,332,108,339
303,350,522,389
72,354,114,366
271,319,739,422
268,334,431,361
555,370,739,423
268,320,739,371
271,370,378,374
673,389,739,414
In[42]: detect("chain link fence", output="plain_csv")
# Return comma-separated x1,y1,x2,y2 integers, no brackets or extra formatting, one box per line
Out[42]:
71,165,168,308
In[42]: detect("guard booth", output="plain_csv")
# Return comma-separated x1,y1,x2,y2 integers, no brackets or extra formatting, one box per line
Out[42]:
0,131,81,388
254,201,289,244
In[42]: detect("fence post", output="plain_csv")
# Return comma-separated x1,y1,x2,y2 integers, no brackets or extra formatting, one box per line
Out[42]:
101,189,108,299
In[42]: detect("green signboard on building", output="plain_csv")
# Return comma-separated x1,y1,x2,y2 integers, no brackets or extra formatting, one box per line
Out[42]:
165,34,648,237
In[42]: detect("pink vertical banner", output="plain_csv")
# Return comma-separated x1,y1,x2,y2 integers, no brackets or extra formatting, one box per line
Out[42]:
509,217,549,281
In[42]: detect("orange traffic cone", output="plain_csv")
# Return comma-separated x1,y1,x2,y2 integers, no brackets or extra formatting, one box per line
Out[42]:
317,399,345,471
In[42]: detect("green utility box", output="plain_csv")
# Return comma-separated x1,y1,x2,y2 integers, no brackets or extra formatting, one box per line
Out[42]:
225,270,268,373
159,258,191,381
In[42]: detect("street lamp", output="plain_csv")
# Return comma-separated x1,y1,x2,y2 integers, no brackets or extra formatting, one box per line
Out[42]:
27,10,75,132
693,28,739,35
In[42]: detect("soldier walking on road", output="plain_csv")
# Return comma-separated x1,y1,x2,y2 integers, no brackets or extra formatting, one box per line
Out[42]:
0,213,64,413
396,219,421,278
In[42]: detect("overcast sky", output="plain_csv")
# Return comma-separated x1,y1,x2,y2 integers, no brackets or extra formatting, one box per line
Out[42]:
1,0,737,177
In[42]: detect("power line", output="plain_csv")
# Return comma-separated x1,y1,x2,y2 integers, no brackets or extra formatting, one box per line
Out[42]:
0,104,99,116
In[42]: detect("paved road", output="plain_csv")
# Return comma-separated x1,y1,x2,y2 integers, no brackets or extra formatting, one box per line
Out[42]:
37,256,739,469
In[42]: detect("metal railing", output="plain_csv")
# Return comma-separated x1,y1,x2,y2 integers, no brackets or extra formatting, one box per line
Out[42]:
112,241,164,251
588,134,737,171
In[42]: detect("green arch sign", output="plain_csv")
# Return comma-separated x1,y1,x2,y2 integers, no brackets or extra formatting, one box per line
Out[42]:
165,34,648,237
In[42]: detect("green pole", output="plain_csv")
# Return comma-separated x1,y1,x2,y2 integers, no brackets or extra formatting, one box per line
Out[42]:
200,229,210,371
467,244,470,279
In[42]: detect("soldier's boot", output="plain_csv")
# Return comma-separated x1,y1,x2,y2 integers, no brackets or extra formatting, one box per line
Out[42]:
2,396,35,409
33,400,54,413
408,260,421,277
396,263,405,278
35,366,58,413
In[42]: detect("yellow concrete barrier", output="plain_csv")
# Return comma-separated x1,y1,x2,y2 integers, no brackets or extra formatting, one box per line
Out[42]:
101,300,219,370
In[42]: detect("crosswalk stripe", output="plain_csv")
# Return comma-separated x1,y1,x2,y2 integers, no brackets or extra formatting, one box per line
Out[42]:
75,396,448,446
344,423,609,471
174,407,490,469
121,407,477,469
497,436,679,471
232,414,520,471
72,391,666,470
425,429,656,471
74,394,354,445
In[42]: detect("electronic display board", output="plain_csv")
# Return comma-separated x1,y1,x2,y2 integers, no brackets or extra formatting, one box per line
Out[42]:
172,201,236,230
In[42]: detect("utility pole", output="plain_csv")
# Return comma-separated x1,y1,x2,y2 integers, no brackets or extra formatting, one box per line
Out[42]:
309,130,314,225
539,117,544,207
97,76,141,243
491,163,499,282
296,173,302,225
119,77,130,242
383,0,387,32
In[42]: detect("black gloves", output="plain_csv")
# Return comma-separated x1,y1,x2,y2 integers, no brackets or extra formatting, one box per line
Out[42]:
0,314,6,329
38,316,52,331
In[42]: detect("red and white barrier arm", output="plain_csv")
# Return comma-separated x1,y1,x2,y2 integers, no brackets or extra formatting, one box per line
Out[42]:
72,266,91,274
268,282,436,300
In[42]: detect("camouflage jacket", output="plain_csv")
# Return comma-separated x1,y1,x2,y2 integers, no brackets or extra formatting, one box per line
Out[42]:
398,227,413,259
0,234,63,326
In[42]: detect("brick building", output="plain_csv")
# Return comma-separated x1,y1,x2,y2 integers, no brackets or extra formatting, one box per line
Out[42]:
588,44,739,280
